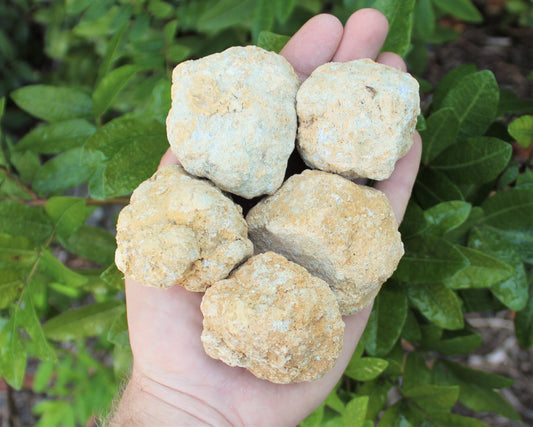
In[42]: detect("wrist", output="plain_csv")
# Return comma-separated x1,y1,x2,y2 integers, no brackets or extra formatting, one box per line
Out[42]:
107,369,235,426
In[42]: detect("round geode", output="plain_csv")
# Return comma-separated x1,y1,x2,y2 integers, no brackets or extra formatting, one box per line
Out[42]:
115,165,253,291
166,45,300,199
201,252,344,384
296,58,420,181
246,170,404,315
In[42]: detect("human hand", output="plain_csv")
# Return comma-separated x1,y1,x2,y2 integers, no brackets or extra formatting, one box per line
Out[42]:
109,9,422,426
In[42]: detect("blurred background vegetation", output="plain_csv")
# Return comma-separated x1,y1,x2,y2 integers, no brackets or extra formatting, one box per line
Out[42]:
1,0,532,426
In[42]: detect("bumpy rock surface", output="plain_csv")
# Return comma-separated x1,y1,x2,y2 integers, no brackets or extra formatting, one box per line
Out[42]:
246,170,404,315
296,58,420,181
166,46,300,199
201,252,344,383
115,165,253,291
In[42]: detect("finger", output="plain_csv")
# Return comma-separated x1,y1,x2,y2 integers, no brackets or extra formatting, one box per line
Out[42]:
280,14,343,81
332,8,389,62
158,148,181,169
374,132,422,224
376,51,407,71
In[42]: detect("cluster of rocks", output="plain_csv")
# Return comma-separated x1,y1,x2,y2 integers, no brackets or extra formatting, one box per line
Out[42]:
115,46,420,383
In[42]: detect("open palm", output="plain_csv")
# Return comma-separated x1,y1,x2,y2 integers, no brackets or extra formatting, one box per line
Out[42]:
112,9,422,426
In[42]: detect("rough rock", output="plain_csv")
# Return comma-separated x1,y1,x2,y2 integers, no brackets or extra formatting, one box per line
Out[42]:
166,45,300,199
246,170,404,315
201,251,344,383
115,165,253,291
296,58,420,181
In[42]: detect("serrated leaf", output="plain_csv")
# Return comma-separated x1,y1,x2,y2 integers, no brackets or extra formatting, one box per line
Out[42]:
421,108,460,164
424,201,471,236
415,168,464,208
508,115,533,148
480,188,533,230
403,384,459,413
63,225,116,266
45,197,92,239
343,396,368,427
469,227,528,310
407,283,464,330
11,85,93,122
515,274,533,348
43,300,123,341
443,246,514,290
83,116,168,199
363,284,407,356
432,64,477,111
93,65,140,117
0,202,53,244
440,70,499,140
372,0,415,56
345,357,389,381
33,147,94,196
432,0,482,22
15,119,96,154
394,236,469,283
257,31,290,53
0,269,22,309
432,137,511,184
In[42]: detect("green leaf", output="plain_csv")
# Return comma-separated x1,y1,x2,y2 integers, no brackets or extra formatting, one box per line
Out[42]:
345,357,389,381
0,202,53,244
372,0,416,56
407,283,464,330
101,264,125,290
440,70,499,140
63,225,116,266
107,306,129,347
32,147,94,196
93,65,140,117
0,318,27,389
432,137,512,184
378,403,413,427
356,378,390,420
83,116,168,199
274,0,296,23
430,329,482,355
0,269,22,309
497,88,533,117
45,197,92,239
403,384,459,413
413,0,435,40
343,396,368,427
399,201,427,240
362,284,407,356
480,188,533,230
401,309,422,343
432,64,477,111
441,360,514,388
97,23,128,82
0,234,38,271
443,246,514,290
421,108,460,164
469,227,528,310
252,0,275,41
425,413,490,427
415,168,464,208
138,79,171,123
11,85,93,122
508,115,533,148
148,0,174,18
43,300,123,341
10,150,40,183
432,0,482,22
402,352,431,391
38,251,88,288
166,44,192,64
515,274,533,348
197,0,256,33
394,236,469,283
15,119,96,154
424,201,471,236
257,31,290,53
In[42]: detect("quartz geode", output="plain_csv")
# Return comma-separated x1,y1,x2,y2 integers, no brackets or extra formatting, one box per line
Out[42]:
201,252,344,383
246,170,404,315
166,45,300,199
115,165,253,291
296,58,420,181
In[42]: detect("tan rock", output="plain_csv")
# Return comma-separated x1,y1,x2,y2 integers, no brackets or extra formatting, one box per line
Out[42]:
201,252,344,384
246,170,404,315
296,58,420,181
115,165,253,291
166,46,299,199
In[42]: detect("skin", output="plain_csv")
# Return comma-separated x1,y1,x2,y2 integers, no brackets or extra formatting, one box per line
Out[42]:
109,9,422,427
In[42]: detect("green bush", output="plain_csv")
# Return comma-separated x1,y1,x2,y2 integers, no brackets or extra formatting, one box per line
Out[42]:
1,0,532,425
